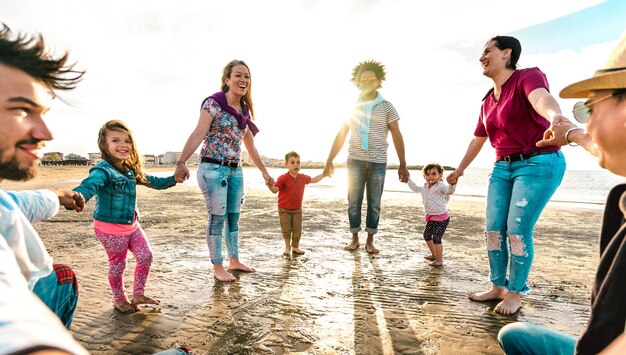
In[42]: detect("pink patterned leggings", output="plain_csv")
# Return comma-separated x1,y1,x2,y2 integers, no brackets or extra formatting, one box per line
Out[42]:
94,227,153,304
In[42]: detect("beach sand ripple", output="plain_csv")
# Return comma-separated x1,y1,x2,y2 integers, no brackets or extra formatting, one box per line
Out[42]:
7,167,600,354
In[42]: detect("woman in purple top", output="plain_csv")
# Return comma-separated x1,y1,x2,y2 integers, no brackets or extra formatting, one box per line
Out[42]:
446,36,567,314
175,60,273,282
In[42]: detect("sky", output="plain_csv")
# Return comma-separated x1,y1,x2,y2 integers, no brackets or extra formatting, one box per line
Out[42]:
3,0,625,170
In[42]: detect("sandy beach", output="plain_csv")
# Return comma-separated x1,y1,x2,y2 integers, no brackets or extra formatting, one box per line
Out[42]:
5,166,603,355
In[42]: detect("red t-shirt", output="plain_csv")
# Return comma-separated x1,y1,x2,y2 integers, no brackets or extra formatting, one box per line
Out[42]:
473,67,560,158
274,172,312,209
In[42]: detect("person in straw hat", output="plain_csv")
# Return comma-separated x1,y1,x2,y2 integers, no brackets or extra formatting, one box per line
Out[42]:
498,33,626,355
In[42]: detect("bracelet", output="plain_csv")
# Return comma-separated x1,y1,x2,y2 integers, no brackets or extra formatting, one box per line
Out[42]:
455,170,464,176
565,127,583,147
176,161,186,165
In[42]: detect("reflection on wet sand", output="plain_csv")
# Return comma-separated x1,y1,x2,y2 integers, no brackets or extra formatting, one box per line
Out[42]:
13,170,599,354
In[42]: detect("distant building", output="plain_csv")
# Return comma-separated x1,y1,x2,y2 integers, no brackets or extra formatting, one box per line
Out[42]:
63,153,89,166
241,151,252,165
88,152,101,165
164,151,181,165
42,152,64,162
163,151,198,165
143,154,157,165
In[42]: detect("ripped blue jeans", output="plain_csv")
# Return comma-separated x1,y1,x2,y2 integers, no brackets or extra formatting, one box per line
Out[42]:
484,151,565,293
197,163,244,265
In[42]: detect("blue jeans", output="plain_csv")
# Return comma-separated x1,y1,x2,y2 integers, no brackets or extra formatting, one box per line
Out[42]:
32,265,78,329
498,322,576,355
485,151,565,293
197,163,244,265
347,159,387,235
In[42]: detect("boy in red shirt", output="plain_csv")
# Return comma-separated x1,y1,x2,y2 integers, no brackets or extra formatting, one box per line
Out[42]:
267,151,325,256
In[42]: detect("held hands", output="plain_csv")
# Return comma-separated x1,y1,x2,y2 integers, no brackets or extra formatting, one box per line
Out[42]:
262,171,274,186
398,164,410,183
536,114,580,147
446,171,461,185
323,161,334,178
57,191,85,212
174,163,190,182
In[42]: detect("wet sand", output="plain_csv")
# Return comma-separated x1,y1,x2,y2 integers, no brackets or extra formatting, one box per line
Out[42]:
5,166,602,354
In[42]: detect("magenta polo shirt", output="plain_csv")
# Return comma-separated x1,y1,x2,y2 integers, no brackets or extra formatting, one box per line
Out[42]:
473,67,560,158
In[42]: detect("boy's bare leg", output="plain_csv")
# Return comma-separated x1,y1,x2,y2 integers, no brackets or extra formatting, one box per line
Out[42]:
229,258,256,273
424,240,436,260
283,236,291,256
365,233,379,254
344,232,360,251
213,264,236,282
131,294,160,305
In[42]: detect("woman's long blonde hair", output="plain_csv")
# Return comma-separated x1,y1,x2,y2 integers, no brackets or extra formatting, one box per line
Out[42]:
220,59,255,119
97,120,148,184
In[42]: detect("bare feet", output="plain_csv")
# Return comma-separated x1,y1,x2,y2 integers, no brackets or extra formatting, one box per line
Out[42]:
469,285,506,302
344,242,360,251
424,255,435,261
114,301,139,314
292,248,305,255
229,259,256,273
131,294,160,306
213,265,236,282
429,260,443,267
283,248,291,256
365,243,379,254
495,292,522,315
365,234,379,254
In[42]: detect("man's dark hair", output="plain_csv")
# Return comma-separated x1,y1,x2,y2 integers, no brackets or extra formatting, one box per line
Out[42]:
0,24,84,91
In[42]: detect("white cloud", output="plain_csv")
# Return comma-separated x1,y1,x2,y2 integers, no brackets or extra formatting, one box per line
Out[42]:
3,0,611,170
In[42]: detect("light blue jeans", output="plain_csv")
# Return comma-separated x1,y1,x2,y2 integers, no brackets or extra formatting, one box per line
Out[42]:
485,151,565,293
32,265,78,329
498,322,576,355
347,159,387,235
197,163,244,265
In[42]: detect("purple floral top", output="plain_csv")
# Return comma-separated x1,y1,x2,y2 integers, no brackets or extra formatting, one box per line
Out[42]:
200,98,247,162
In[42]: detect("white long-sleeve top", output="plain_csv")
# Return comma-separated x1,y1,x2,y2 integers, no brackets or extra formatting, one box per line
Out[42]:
0,189,59,289
407,179,456,216
0,188,89,354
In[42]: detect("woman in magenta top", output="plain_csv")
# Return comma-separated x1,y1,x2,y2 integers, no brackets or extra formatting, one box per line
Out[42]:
446,36,567,315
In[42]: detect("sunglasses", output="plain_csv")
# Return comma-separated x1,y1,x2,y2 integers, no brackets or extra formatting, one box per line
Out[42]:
359,77,378,84
572,92,615,123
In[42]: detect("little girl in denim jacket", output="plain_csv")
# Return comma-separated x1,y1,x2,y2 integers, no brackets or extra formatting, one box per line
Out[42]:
73,120,178,314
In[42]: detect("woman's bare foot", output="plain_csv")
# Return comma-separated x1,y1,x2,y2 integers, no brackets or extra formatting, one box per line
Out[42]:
424,255,436,261
131,294,160,306
114,301,139,314
213,264,236,282
229,259,256,273
469,285,506,302
495,292,522,315
365,243,379,254
429,260,443,267
292,248,305,255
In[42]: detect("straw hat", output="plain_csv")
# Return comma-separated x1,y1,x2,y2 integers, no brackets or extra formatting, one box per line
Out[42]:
560,33,626,99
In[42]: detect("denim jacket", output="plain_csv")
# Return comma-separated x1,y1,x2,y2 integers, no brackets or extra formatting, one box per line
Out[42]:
73,160,176,224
